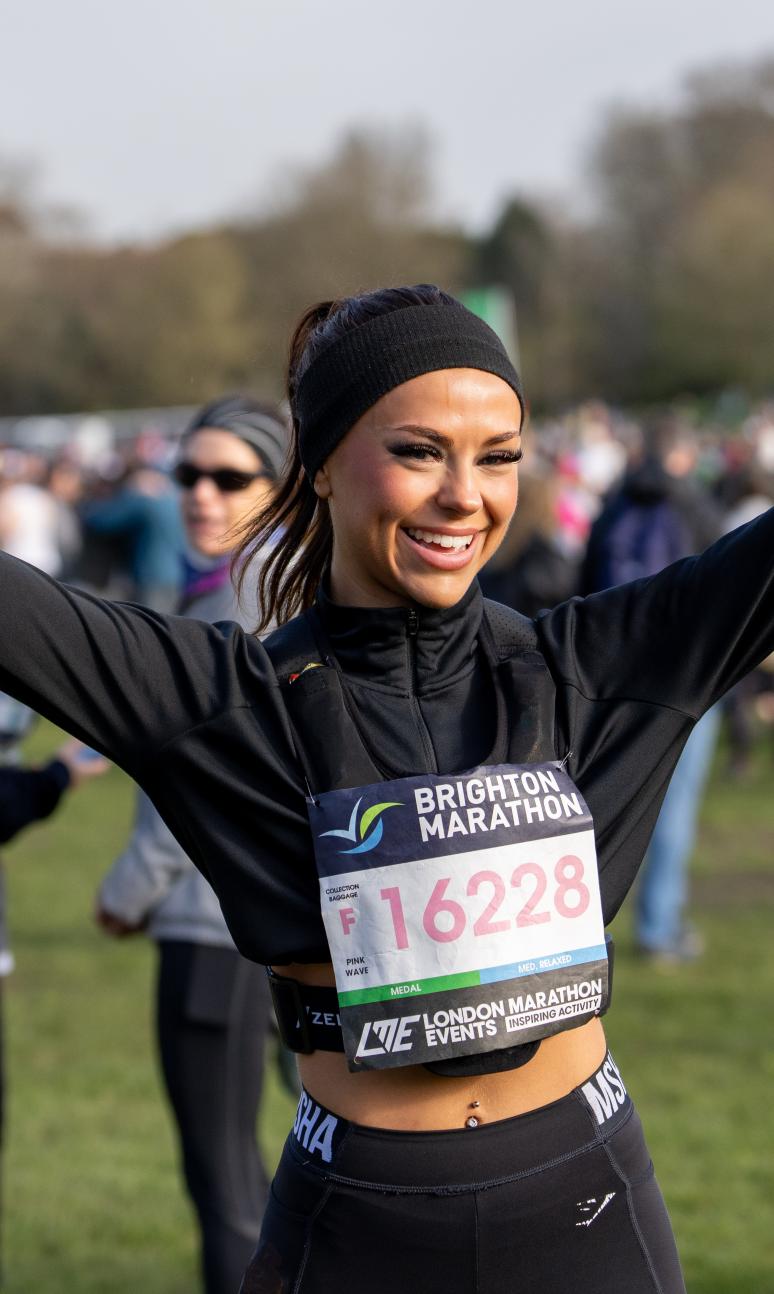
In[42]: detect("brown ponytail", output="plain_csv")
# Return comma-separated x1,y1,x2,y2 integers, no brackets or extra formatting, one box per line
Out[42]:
233,301,337,630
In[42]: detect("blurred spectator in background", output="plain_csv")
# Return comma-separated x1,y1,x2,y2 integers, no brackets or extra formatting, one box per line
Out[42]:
479,471,579,616
582,416,723,964
0,450,72,578
571,401,628,500
0,738,109,969
719,463,774,777
46,455,86,580
0,450,85,768
722,463,774,533
0,739,109,1186
80,459,184,610
581,416,720,594
552,453,598,558
0,694,37,765
96,395,289,1294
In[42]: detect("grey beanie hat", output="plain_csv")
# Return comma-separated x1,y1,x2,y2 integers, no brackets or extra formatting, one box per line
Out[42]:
184,395,289,480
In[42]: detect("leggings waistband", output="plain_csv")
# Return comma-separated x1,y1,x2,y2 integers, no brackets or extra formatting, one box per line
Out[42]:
288,1051,632,1190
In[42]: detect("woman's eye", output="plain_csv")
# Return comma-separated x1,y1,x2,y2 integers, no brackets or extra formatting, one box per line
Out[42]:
389,443,443,462
481,448,524,466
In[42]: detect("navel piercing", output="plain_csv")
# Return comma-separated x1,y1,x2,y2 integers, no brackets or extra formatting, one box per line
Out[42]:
465,1115,480,1129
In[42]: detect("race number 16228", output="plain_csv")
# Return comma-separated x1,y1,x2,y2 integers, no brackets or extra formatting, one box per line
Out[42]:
361,854,591,951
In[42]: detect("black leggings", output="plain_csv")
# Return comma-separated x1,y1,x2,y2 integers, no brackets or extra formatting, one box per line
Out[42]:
157,941,270,1294
241,1053,685,1294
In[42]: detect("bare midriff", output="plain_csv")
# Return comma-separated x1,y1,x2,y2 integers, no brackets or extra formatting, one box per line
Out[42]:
275,962,607,1131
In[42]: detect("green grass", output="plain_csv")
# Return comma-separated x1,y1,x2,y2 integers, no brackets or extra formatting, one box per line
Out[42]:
2,725,773,1291
606,741,774,1294
2,723,297,1292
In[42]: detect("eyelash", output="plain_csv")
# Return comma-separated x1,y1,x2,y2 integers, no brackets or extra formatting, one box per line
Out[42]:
390,444,523,465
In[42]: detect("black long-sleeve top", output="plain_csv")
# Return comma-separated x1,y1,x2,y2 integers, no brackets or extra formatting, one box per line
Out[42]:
0,760,71,845
0,511,772,964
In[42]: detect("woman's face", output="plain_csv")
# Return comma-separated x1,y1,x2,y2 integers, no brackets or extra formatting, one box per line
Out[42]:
179,429,274,557
315,368,523,609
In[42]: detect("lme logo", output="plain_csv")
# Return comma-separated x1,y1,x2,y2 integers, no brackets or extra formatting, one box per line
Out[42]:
356,1015,420,1059
320,797,402,855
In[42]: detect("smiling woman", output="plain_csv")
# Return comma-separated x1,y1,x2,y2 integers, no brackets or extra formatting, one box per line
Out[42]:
0,286,772,1293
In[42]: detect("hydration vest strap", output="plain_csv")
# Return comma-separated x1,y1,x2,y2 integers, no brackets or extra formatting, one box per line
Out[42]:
600,931,614,1016
269,935,615,1060
267,968,345,1055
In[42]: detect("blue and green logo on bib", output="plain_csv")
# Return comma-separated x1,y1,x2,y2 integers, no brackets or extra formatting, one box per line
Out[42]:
320,796,403,855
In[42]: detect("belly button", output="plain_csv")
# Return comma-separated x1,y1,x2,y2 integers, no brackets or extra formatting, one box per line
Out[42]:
465,1102,481,1129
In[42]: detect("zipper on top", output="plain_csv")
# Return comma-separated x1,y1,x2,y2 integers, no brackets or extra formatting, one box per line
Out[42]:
406,608,437,772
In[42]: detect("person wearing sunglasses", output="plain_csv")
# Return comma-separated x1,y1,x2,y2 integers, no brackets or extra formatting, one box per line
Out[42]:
174,396,285,602
96,396,288,1294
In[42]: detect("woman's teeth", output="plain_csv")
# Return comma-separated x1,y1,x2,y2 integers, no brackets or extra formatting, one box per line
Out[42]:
406,528,474,550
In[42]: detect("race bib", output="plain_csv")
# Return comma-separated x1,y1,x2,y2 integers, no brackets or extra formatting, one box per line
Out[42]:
309,762,608,1071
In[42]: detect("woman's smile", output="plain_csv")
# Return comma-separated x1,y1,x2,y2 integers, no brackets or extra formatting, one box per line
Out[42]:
400,524,482,569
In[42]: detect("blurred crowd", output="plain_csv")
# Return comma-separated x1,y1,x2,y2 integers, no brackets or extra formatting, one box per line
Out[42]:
0,424,184,606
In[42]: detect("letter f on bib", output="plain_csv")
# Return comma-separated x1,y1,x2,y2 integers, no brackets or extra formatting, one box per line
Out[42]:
339,907,356,935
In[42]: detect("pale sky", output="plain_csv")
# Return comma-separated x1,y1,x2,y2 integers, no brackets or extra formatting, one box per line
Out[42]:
3,0,774,243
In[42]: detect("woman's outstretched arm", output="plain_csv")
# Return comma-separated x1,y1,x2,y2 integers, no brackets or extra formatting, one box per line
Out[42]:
0,552,247,776
541,506,774,725
537,506,774,924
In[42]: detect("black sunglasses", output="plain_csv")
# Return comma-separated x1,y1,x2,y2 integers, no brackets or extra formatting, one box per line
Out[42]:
173,462,271,493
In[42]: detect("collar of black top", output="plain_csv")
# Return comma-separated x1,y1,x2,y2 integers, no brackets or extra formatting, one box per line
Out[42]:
296,302,524,479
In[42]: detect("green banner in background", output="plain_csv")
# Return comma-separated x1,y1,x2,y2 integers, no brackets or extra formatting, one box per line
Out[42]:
461,286,520,370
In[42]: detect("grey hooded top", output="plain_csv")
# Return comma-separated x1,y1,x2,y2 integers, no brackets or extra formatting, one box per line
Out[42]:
98,561,267,946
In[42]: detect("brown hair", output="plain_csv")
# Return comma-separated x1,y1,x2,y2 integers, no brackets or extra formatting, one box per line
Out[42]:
235,284,459,631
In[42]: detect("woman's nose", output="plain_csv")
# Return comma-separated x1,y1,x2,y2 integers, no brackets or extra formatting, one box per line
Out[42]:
435,466,482,515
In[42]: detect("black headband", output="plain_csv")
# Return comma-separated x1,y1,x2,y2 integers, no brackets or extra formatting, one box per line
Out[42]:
295,302,524,478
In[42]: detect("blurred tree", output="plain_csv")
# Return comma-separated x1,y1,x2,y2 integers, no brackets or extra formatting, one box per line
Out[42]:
472,198,551,403
574,54,774,403
4,59,774,418
476,198,551,317
655,181,774,394
0,130,470,414
230,126,470,392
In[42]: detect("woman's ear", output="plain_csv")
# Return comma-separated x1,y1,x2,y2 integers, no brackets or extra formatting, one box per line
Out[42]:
313,464,332,499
